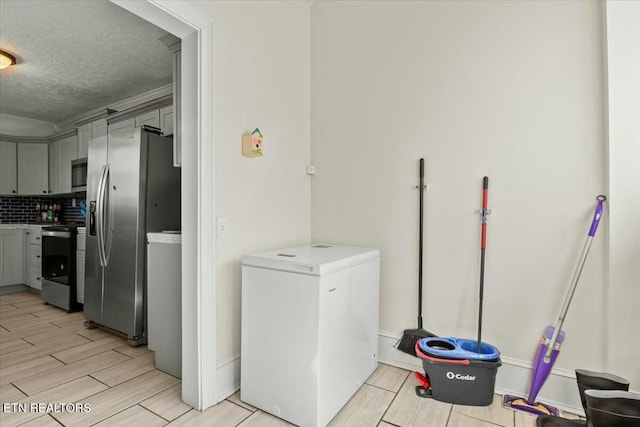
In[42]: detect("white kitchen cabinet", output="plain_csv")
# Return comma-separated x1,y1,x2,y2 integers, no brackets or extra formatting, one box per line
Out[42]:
76,229,85,304
49,135,78,195
77,123,91,159
24,229,43,290
170,49,181,167
0,141,18,195
108,117,135,134
159,105,174,136
135,109,160,129
17,143,48,195
92,119,108,139
76,250,85,304
0,229,24,286
107,93,172,136
77,119,108,159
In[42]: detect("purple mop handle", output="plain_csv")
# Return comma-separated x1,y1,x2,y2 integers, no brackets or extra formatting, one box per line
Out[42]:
544,195,607,362
588,195,606,237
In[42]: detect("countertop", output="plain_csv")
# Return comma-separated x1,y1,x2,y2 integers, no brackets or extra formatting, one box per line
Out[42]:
147,231,182,244
0,223,86,230
0,223,49,230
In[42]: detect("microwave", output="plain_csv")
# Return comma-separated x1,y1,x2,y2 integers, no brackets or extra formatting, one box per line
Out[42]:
71,157,88,192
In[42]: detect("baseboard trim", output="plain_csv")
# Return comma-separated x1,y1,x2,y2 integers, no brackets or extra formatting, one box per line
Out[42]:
377,330,584,416
216,355,241,403
0,284,31,296
216,332,586,415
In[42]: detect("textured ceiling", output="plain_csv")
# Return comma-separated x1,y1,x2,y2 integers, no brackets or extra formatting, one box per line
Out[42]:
0,0,173,124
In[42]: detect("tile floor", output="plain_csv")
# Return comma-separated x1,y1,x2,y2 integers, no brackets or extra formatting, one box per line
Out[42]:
1,291,546,426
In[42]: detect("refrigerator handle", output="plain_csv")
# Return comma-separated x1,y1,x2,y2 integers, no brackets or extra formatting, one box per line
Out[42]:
103,165,112,265
96,165,108,267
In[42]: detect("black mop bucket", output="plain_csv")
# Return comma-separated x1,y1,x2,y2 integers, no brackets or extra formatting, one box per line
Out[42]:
416,338,502,406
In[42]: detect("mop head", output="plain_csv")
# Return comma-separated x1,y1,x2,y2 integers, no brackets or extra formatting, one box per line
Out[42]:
503,394,560,417
397,328,436,356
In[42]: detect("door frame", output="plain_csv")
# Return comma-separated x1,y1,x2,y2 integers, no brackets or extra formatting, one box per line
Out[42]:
111,0,216,410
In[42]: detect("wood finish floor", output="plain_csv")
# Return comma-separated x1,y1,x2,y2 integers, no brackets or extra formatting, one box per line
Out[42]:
1,291,544,427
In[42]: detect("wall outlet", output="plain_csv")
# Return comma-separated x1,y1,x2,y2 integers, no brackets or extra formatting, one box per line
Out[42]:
217,217,228,239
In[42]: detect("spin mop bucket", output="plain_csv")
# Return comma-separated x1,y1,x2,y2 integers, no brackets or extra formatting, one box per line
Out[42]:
412,177,501,406
416,339,501,406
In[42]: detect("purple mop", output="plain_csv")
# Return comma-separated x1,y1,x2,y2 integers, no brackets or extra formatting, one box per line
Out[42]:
503,195,606,416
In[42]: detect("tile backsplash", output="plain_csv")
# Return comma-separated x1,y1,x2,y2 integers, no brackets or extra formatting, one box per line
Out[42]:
0,195,86,224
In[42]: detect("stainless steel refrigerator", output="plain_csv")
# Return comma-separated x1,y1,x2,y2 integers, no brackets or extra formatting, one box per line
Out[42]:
84,127,180,345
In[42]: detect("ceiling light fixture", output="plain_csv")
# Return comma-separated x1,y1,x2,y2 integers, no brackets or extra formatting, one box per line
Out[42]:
0,50,17,70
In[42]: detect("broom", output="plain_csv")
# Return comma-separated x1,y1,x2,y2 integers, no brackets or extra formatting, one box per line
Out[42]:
397,159,437,356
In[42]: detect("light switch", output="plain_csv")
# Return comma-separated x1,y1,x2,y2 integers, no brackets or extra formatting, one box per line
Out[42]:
217,217,228,239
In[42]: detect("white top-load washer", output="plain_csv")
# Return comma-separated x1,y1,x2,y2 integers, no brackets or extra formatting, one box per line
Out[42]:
241,244,381,427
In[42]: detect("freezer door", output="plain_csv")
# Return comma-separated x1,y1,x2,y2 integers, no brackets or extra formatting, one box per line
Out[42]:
84,136,108,324
101,129,147,339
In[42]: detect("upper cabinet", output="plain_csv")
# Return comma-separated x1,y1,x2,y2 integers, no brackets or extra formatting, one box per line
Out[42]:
77,118,107,159
1,139,49,196
160,105,174,137
107,95,172,137
172,49,181,167
107,117,135,134
0,141,18,195
159,34,181,167
2,89,177,190
49,131,78,195
135,109,160,129
17,143,49,195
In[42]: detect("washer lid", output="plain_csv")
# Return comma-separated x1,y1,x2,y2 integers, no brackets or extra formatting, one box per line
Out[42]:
242,244,380,276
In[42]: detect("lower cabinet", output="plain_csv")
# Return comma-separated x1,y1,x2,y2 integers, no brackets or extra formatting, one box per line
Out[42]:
25,229,42,290
0,227,42,290
76,250,85,304
29,245,43,290
22,229,43,290
0,229,24,286
76,230,86,304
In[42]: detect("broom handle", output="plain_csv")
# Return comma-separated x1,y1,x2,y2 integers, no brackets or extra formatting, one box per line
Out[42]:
418,159,425,328
478,177,489,352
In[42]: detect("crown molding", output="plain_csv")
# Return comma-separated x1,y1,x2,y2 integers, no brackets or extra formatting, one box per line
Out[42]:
0,113,58,137
108,84,173,114
159,33,181,53
55,83,173,131
48,127,78,142
107,94,173,124
0,134,50,144
73,108,117,127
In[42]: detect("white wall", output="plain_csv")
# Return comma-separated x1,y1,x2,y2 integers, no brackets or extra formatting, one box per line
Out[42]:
188,1,311,367
311,0,610,407
605,0,640,390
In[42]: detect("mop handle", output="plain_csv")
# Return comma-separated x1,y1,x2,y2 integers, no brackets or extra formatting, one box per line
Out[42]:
544,195,606,361
481,177,489,248
418,158,425,328
477,177,489,352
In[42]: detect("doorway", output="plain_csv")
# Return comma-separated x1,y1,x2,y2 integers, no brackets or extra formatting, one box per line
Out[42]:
110,0,217,411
